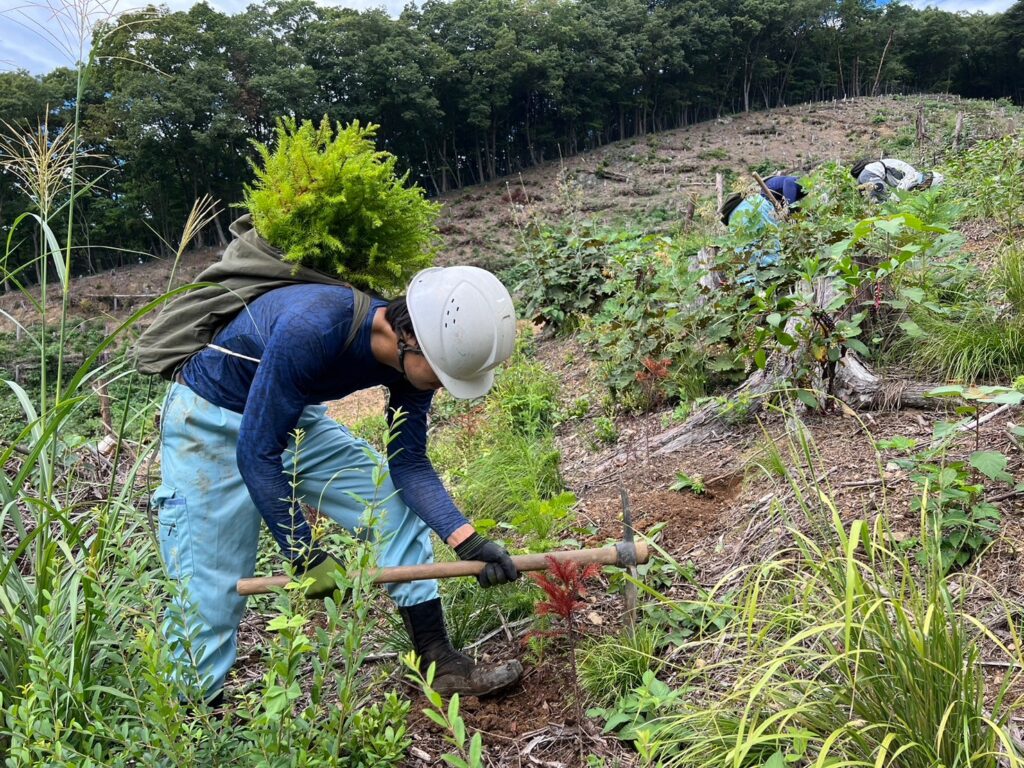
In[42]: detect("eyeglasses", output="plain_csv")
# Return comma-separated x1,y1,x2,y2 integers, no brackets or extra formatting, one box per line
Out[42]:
397,338,424,375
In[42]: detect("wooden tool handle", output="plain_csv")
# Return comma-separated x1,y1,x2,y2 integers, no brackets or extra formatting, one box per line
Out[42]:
236,541,649,596
752,172,786,215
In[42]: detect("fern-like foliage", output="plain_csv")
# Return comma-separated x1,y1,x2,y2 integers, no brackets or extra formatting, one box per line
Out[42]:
243,116,440,294
529,556,601,623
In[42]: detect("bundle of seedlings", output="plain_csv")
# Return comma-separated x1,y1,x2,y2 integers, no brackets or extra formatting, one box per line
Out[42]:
243,116,440,294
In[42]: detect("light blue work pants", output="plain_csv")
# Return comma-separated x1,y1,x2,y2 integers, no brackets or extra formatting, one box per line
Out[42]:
153,382,439,695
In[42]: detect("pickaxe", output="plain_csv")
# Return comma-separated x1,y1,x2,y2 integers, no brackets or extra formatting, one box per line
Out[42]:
236,539,649,596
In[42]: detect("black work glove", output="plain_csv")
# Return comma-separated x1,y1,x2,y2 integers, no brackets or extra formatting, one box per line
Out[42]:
454,533,519,588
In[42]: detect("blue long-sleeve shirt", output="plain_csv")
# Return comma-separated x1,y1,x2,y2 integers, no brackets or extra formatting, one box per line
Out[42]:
179,283,469,560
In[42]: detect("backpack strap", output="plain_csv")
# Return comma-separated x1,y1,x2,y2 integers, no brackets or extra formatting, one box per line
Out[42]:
343,289,373,355
202,287,375,366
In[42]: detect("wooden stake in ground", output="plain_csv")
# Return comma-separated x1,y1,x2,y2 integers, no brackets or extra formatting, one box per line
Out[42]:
618,486,638,633
954,112,964,152
715,172,724,213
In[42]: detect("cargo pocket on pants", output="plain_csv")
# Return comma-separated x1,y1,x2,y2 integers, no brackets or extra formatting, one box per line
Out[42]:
154,485,194,581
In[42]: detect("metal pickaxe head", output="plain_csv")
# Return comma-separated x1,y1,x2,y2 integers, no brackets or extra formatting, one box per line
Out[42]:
619,485,640,630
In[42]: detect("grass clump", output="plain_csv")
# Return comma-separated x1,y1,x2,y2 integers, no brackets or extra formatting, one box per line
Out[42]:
431,348,567,536
901,245,1024,383
455,431,562,521
244,117,439,294
646,507,1024,766
579,624,666,707
906,307,1024,383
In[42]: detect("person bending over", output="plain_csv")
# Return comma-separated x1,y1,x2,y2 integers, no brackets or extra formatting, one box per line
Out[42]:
851,158,944,202
153,265,523,704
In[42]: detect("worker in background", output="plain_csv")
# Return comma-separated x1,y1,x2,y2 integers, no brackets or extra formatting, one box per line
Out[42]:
716,174,805,282
850,158,945,202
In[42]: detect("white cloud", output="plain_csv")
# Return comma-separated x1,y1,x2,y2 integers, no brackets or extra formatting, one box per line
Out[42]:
1,20,70,73
904,0,1014,12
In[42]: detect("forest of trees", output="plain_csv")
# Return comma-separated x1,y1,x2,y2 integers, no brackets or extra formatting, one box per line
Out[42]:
1,0,1023,280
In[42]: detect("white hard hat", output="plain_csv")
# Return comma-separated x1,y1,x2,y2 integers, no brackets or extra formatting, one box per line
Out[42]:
931,171,944,187
406,266,517,399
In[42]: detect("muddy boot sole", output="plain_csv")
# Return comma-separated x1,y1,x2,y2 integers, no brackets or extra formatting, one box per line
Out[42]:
432,659,524,698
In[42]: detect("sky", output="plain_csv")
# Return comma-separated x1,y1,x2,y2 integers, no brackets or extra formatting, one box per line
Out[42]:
0,0,1017,76
0,0,405,74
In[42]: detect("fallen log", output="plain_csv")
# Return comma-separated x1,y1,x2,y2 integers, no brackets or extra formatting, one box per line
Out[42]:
595,168,630,182
601,275,952,465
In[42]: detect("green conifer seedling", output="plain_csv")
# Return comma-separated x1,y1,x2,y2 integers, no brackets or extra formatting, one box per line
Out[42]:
243,117,440,294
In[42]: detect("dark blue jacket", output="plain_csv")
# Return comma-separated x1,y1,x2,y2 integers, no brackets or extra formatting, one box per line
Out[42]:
764,175,803,205
180,283,468,560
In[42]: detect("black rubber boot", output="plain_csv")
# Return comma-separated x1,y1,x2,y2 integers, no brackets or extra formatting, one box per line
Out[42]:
400,598,522,697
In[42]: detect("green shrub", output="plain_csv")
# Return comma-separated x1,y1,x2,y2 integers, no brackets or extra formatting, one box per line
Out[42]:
486,354,559,437
244,117,439,294
947,135,1024,230
747,159,776,176
507,491,577,552
584,232,726,411
593,416,618,445
893,446,1003,572
516,222,615,332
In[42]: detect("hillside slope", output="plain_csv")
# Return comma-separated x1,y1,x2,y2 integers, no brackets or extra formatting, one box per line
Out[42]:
1,94,1018,331
434,94,1020,272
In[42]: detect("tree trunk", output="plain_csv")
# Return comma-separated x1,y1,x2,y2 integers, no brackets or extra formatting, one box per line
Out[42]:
488,122,498,180
871,29,895,98
778,39,802,107
525,104,537,167
837,43,846,98
211,208,228,247
424,141,441,196
452,134,463,188
475,137,486,184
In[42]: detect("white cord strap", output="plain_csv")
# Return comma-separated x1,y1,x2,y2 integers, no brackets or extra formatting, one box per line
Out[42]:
206,343,262,364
